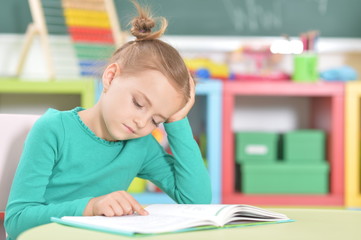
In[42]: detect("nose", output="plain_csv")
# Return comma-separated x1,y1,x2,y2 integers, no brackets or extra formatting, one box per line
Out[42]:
134,115,147,129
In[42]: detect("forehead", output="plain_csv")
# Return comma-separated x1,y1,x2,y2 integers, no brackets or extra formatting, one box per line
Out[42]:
127,70,185,115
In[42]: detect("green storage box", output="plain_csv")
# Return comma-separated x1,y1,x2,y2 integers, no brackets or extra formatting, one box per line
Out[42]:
235,132,278,164
241,162,329,194
283,130,325,163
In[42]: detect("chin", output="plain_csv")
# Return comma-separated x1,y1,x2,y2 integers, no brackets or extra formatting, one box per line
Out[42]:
106,131,125,141
113,133,129,141
111,133,136,141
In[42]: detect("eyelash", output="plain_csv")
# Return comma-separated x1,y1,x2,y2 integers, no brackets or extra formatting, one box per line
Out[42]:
152,120,160,127
132,98,143,109
133,97,159,127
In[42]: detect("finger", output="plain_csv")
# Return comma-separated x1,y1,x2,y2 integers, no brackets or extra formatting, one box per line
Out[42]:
114,196,133,215
101,204,115,217
109,199,125,216
123,193,149,215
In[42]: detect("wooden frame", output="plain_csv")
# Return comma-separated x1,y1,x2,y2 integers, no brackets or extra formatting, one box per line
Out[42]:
345,81,361,208
16,0,126,80
16,0,55,79
0,78,95,109
222,81,345,206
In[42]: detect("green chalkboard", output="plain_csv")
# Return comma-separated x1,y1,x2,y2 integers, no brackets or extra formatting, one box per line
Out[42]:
1,0,361,38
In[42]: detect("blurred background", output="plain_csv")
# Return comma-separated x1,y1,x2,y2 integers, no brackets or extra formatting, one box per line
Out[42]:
0,0,360,209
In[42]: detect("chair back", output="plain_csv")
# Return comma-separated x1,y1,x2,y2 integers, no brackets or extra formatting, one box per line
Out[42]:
0,114,40,213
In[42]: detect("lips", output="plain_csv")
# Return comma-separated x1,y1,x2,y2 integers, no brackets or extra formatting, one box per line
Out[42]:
123,124,135,134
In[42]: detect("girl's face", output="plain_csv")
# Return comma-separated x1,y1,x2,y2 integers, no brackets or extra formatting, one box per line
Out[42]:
100,66,185,141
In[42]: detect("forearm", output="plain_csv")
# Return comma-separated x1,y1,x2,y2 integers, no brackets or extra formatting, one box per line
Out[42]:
168,139,212,204
163,117,212,204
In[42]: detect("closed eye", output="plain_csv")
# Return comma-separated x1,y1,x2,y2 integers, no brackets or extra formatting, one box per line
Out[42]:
132,98,143,109
152,119,160,127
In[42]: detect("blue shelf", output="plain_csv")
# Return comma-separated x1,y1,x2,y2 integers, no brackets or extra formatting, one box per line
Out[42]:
132,192,176,204
195,79,223,203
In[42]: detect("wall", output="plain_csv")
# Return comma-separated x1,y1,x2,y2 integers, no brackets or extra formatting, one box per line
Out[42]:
0,34,360,122
0,34,360,78
3,0,361,38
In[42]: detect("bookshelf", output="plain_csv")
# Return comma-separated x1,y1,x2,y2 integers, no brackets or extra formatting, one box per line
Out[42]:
0,78,96,113
222,81,344,206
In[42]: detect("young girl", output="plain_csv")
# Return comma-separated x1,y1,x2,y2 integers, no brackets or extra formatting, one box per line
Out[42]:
4,2,211,239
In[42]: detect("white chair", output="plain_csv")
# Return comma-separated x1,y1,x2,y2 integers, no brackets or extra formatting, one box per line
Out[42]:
0,114,40,240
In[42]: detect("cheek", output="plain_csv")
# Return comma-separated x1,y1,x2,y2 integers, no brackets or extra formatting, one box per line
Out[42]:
103,93,131,118
138,125,157,137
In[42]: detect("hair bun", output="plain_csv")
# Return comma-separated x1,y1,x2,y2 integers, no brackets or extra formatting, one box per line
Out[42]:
131,17,155,39
129,0,168,41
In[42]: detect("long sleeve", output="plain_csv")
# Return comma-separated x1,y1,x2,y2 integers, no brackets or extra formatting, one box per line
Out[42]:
4,112,91,240
138,117,212,204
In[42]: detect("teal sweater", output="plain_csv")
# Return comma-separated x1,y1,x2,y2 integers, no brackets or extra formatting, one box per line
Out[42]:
5,107,211,239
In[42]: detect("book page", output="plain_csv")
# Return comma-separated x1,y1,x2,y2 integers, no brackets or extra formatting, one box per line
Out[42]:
61,214,216,234
234,205,288,219
145,204,238,225
145,204,289,225
225,205,290,224
59,204,290,234
145,204,232,218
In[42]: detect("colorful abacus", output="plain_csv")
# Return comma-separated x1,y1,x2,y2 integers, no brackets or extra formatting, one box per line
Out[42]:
61,0,125,77
17,0,125,79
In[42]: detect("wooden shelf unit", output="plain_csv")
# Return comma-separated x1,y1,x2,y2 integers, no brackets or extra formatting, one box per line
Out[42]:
0,78,96,110
345,81,361,208
222,81,345,206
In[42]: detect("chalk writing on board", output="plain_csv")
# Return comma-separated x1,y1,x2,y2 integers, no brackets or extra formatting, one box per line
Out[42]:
223,0,329,32
316,0,329,15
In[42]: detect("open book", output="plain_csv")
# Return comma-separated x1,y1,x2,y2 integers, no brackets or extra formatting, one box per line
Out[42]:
51,204,292,236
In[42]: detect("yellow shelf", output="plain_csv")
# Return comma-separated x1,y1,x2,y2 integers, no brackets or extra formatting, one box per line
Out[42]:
345,80,361,207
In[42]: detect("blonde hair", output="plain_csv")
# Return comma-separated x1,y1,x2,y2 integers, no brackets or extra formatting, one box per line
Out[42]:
110,0,191,101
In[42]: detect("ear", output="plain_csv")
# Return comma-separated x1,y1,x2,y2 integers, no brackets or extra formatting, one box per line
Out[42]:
102,63,121,92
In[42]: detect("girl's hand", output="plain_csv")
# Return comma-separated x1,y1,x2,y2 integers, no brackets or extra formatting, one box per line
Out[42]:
166,75,196,123
83,191,148,217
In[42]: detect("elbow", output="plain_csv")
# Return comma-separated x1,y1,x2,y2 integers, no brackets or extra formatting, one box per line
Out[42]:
176,187,212,204
4,214,20,240
4,207,35,240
